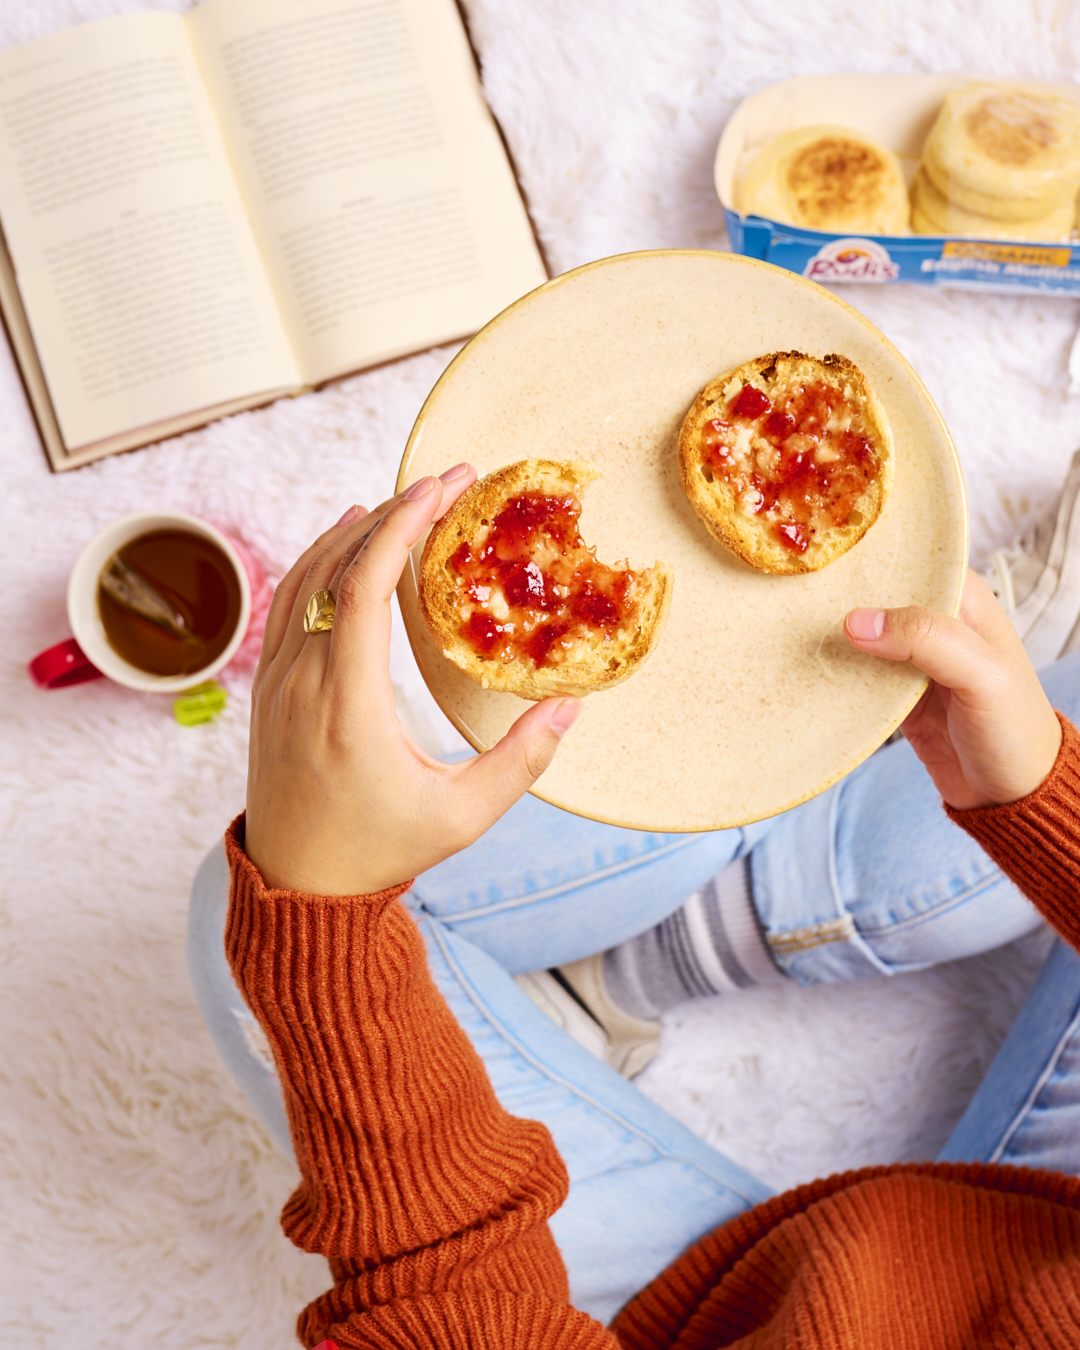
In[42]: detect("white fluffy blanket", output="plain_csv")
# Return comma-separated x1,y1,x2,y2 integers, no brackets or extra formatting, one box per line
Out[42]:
4,0,1080,1343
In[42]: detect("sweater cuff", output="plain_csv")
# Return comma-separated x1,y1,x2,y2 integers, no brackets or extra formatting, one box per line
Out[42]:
945,713,1080,946
222,811,571,1293
224,813,414,906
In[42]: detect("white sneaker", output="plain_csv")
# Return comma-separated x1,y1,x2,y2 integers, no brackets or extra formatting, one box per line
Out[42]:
512,968,610,1064
981,449,1080,668
514,954,661,1079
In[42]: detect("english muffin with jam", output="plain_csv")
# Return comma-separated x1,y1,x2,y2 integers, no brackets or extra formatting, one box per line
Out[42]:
679,351,894,575
419,459,672,699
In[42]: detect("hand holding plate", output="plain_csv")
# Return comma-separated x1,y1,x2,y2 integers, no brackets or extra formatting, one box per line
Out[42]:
845,569,1062,810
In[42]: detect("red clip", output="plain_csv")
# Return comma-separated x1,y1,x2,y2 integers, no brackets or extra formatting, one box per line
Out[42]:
28,637,105,689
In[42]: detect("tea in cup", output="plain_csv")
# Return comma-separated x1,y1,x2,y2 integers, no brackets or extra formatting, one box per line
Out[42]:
30,512,252,692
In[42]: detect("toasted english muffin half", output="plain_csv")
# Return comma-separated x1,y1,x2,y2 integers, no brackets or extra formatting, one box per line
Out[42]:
679,352,894,576
910,166,1076,240
922,83,1080,221
737,125,910,235
419,459,672,700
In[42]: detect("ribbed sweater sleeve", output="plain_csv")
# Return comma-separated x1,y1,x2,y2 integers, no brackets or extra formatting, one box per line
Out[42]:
946,713,1080,950
611,1161,1080,1350
223,820,615,1350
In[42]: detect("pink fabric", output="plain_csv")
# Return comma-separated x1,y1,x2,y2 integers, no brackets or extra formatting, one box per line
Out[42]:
214,528,278,677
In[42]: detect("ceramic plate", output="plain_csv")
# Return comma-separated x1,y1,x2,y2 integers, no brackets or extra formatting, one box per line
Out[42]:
396,250,967,832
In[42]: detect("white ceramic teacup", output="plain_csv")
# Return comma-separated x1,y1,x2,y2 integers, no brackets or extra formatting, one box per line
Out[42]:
31,512,252,693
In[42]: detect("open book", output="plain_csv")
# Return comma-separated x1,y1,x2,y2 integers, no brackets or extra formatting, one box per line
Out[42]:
0,0,547,470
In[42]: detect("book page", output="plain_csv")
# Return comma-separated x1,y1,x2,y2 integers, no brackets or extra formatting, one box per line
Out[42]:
187,0,547,383
0,13,301,451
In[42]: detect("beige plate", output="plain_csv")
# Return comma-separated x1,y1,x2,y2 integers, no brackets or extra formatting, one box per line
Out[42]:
396,250,967,832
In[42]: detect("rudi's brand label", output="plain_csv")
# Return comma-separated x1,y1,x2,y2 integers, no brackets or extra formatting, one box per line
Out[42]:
721,204,1080,295
803,238,900,283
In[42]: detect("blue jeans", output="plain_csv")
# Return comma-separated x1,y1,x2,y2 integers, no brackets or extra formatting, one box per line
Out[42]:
188,649,1080,1326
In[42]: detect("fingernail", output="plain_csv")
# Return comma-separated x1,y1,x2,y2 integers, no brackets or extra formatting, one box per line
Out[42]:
847,608,886,641
549,698,582,736
405,475,437,500
439,462,471,482
335,504,361,527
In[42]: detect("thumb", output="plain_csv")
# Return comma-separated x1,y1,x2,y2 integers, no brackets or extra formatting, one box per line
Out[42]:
844,604,1000,700
456,697,582,827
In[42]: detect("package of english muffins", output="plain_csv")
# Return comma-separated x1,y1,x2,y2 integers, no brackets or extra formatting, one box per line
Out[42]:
716,74,1080,294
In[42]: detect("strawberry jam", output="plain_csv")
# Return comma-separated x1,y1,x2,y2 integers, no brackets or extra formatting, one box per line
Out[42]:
702,379,878,554
732,385,772,419
449,492,641,667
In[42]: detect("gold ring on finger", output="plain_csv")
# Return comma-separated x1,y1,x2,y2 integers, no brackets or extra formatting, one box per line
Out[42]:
304,589,336,633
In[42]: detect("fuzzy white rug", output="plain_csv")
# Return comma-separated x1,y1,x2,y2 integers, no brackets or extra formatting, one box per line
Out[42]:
4,0,1080,1344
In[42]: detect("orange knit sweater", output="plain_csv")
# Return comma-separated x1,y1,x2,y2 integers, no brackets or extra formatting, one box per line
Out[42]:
225,716,1080,1349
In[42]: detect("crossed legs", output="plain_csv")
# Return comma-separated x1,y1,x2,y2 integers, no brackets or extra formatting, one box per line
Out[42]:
188,648,1080,1323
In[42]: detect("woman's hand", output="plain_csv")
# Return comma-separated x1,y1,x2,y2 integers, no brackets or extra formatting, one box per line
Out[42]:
244,465,581,896
845,568,1062,810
